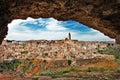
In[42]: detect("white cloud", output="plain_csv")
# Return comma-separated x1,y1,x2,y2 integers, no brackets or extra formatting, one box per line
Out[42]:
72,30,115,41
5,18,115,41
46,18,66,31
6,18,68,40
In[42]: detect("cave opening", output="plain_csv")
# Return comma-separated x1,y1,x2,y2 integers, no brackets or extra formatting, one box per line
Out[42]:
4,17,115,42
0,0,120,79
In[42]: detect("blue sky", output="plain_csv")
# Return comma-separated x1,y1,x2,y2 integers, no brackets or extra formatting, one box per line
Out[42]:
6,17,115,41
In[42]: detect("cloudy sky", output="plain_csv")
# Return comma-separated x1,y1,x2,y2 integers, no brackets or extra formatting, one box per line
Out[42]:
5,17,115,41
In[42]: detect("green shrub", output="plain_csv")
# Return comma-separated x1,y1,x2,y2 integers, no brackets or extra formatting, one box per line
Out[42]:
0,60,21,72
85,67,92,72
99,67,105,73
69,66,79,72
57,69,69,74
68,60,72,66
33,78,38,80
103,45,120,60
84,67,98,72
116,68,120,73
40,69,69,78
21,51,28,54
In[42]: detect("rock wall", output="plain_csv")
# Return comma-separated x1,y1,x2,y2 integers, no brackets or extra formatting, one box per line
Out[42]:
0,0,120,44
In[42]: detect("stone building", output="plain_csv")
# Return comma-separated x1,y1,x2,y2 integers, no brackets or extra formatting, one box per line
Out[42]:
68,32,71,40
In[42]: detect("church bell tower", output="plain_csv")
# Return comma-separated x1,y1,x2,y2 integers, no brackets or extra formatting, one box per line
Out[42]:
68,32,71,40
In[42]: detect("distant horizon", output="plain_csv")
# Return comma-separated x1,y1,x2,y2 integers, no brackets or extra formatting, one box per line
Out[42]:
4,38,115,42
6,17,115,41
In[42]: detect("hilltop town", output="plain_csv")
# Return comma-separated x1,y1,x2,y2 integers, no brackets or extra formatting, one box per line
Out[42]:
0,33,115,62
0,33,120,80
